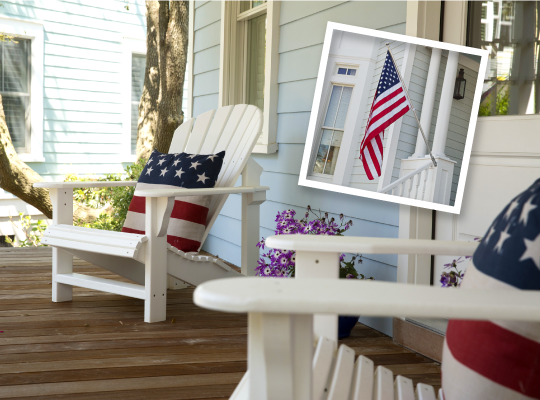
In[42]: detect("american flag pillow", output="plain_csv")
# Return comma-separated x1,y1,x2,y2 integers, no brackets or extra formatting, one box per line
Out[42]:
122,149,225,253
442,179,540,400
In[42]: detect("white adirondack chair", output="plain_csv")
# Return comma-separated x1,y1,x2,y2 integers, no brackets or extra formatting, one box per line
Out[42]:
34,104,269,323
194,234,540,400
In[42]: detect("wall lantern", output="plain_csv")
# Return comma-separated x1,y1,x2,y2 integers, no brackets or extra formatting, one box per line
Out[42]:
453,68,466,100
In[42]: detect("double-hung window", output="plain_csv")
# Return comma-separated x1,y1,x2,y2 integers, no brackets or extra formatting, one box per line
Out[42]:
312,85,353,176
220,0,280,153
131,54,146,155
0,38,31,153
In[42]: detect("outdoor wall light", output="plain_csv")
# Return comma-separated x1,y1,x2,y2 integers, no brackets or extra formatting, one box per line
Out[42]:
453,68,466,100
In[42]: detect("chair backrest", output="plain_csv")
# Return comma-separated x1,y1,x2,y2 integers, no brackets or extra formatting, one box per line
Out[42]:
169,104,263,249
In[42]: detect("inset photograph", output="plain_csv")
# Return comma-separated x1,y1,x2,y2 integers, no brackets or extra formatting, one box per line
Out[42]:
299,23,489,213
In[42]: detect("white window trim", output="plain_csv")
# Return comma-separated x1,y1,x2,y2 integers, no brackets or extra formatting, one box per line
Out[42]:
186,0,195,120
219,1,280,154
0,17,44,163
121,36,146,163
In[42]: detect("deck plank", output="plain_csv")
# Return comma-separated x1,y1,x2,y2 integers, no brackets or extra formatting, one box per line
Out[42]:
0,247,441,397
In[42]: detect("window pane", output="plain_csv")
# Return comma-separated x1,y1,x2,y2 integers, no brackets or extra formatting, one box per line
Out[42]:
323,85,343,127
468,1,540,115
323,131,343,175
3,95,27,148
334,86,352,129
131,55,146,102
313,130,333,174
246,14,266,111
252,0,266,7
337,68,347,75
1,39,29,93
347,69,356,76
131,54,146,154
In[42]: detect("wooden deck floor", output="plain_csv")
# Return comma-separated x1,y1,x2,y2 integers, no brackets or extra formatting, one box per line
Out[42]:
0,247,441,399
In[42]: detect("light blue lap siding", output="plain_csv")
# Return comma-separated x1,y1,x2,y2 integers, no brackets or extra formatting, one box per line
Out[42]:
196,1,407,336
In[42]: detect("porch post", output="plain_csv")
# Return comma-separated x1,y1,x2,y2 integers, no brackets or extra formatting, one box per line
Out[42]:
413,48,442,158
431,51,459,157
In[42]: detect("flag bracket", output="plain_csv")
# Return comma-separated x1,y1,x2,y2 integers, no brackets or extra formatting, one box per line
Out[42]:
386,43,437,168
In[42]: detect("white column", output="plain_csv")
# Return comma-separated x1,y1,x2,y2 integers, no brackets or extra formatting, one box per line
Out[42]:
432,50,459,157
413,47,442,158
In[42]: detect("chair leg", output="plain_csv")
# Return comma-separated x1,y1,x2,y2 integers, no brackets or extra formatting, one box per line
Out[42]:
52,247,73,302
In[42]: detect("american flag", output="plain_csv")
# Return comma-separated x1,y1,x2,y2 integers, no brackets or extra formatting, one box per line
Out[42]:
122,150,225,252
360,51,411,180
442,179,540,398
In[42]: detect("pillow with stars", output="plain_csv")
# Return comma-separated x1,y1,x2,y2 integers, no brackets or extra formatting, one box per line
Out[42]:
441,178,540,400
122,149,226,253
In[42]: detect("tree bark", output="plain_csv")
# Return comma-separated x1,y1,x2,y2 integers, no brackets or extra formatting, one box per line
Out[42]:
136,1,189,160
0,94,108,223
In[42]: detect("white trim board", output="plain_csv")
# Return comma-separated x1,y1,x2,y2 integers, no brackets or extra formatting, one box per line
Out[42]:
298,21,489,215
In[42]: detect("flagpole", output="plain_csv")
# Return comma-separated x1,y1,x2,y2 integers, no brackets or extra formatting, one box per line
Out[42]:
386,43,437,168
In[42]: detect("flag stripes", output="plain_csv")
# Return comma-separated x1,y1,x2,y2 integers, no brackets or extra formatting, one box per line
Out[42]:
360,51,411,180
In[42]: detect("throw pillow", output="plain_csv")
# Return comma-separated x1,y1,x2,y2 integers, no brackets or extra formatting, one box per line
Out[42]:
442,179,540,399
122,149,225,253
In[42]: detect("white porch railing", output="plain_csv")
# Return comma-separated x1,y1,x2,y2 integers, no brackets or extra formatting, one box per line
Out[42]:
378,161,432,200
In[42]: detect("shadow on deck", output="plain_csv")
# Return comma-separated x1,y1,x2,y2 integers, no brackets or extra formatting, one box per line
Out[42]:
0,247,441,399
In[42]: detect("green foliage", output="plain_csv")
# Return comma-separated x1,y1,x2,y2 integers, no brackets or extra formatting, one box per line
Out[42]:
70,158,147,232
339,254,374,280
479,85,509,116
4,213,48,247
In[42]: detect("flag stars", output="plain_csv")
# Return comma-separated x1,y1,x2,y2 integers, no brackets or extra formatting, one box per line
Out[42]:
157,159,166,166
175,168,184,178
504,199,520,220
172,159,181,167
197,172,209,184
145,167,153,176
206,154,218,162
190,161,201,170
519,196,537,226
519,233,540,270
493,224,511,254
160,168,169,177
484,224,497,243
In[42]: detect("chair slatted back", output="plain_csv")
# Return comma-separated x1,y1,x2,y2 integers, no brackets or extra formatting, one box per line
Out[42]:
168,104,263,250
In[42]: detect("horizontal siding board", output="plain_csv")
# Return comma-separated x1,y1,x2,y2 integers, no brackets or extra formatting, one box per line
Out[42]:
44,88,122,103
44,109,121,123
44,55,120,72
43,131,123,144
193,45,220,75
44,66,121,83
277,79,317,113
276,112,311,144
278,44,322,83
194,0,221,30
192,93,219,117
193,69,220,97
44,99,122,113
252,144,304,175
45,43,122,63
194,20,221,52
43,142,123,154
278,1,406,54
279,1,347,26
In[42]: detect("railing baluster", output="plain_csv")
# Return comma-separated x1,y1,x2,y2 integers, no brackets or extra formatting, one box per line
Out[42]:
421,169,429,201
414,172,421,199
407,177,413,198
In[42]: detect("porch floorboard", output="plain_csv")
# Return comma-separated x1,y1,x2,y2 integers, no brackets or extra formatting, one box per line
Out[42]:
0,247,441,398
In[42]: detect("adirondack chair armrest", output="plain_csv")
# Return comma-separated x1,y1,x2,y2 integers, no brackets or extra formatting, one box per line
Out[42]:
134,185,270,198
34,181,138,189
194,277,540,322
265,235,479,256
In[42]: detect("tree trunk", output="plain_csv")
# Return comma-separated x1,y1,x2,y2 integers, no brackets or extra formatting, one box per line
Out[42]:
0,94,108,223
136,1,189,160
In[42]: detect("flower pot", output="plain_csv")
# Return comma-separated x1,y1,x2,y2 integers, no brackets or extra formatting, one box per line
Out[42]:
338,315,359,339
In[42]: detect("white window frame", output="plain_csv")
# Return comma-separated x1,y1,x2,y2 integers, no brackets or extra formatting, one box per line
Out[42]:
219,1,280,154
0,17,44,163
121,37,146,162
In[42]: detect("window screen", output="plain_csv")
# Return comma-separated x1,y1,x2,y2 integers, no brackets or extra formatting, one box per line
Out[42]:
0,38,30,151
246,14,266,112
131,54,146,155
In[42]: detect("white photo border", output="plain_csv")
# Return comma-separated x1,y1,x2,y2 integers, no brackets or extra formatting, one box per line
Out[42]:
298,22,489,215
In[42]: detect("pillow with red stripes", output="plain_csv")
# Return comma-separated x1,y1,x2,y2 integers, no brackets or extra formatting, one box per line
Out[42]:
122,149,225,253
442,179,540,400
